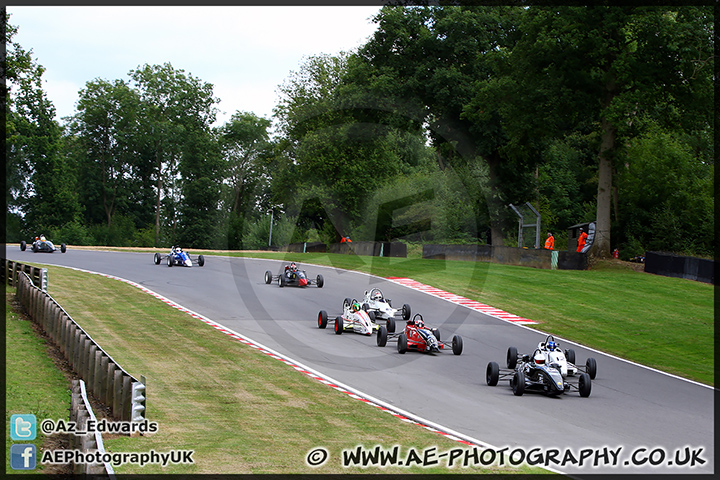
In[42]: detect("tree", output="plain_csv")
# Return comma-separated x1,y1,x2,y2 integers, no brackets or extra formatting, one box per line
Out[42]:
4,11,80,234
216,111,272,249
72,78,141,227
273,53,410,240
129,63,219,246
502,5,714,256
355,6,531,246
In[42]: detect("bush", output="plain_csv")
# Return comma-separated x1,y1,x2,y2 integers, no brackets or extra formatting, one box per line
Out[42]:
50,221,93,246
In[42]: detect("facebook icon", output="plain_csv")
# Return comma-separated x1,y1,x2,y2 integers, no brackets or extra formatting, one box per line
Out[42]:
11,444,37,470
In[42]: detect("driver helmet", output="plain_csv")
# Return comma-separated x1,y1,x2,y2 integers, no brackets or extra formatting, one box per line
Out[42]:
291,262,297,271
352,301,361,312
40,234,46,241
547,340,556,351
534,352,547,365
373,290,383,301
415,319,425,328
177,246,182,252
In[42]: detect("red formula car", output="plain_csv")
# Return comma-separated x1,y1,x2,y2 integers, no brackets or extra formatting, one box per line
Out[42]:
376,313,463,355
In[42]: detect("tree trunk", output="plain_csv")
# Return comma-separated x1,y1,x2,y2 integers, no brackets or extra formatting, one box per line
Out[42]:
485,151,506,247
154,147,162,247
594,116,615,258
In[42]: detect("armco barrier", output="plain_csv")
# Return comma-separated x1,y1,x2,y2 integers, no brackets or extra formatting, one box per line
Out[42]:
70,379,114,475
3,259,48,290
644,251,715,284
422,244,588,270
10,265,146,422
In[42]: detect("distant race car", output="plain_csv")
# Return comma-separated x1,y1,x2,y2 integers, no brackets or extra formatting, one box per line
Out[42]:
264,262,324,288
317,298,379,336
485,343,593,397
153,246,205,267
376,313,463,355
361,288,410,333
20,235,66,253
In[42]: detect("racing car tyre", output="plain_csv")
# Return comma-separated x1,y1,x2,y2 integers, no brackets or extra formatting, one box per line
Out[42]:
368,311,376,322
362,303,369,311
334,316,343,335
167,255,173,267
565,349,576,365
507,346,518,369
386,317,396,334
318,311,328,329
578,373,592,397
154,253,161,265
20,241,26,251
431,328,441,341
279,275,285,287
585,357,597,379
61,243,67,253
377,325,388,347
486,362,500,386
512,371,526,396
316,274,324,288
402,304,411,320
32,243,38,252
264,271,272,284
198,255,205,267
452,335,463,355
397,333,408,354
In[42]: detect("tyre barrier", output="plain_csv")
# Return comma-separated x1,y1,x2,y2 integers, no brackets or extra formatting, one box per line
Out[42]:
10,265,146,424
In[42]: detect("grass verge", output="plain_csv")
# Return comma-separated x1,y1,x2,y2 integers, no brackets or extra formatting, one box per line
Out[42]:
5,289,72,475
25,266,543,474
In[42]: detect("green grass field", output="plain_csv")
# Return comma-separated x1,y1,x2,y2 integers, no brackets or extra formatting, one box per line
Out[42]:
6,249,713,474
5,289,71,475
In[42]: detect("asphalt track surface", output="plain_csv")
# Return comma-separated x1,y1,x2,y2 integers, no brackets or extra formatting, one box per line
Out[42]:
7,248,715,475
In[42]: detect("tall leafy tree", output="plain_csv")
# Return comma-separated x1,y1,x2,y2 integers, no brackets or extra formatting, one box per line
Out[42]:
129,63,219,246
71,78,141,227
498,5,714,256
273,53,408,240
216,111,272,249
4,11,80,234
355,5,530,246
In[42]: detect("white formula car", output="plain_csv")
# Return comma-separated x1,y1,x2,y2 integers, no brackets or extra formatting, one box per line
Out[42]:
361,288,411,333
317,298,380,336
507,335,597,379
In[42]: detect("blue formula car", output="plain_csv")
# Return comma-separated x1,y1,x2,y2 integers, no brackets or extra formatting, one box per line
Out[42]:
153,246,205,267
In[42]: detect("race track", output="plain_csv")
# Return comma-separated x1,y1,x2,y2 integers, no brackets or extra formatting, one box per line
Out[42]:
6,248,714,475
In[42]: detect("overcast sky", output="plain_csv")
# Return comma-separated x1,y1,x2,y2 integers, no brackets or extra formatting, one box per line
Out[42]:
7,5,382,126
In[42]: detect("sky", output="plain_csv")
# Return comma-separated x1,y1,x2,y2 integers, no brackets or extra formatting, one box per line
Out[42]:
7,5,383,127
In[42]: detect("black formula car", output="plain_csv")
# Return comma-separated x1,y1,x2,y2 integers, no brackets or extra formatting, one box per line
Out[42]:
486,346,592,397
264,262,324,288
20,235,66,253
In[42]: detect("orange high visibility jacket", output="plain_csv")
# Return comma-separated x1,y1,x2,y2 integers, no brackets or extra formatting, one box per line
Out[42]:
544,235,555,250
577,231,588,252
